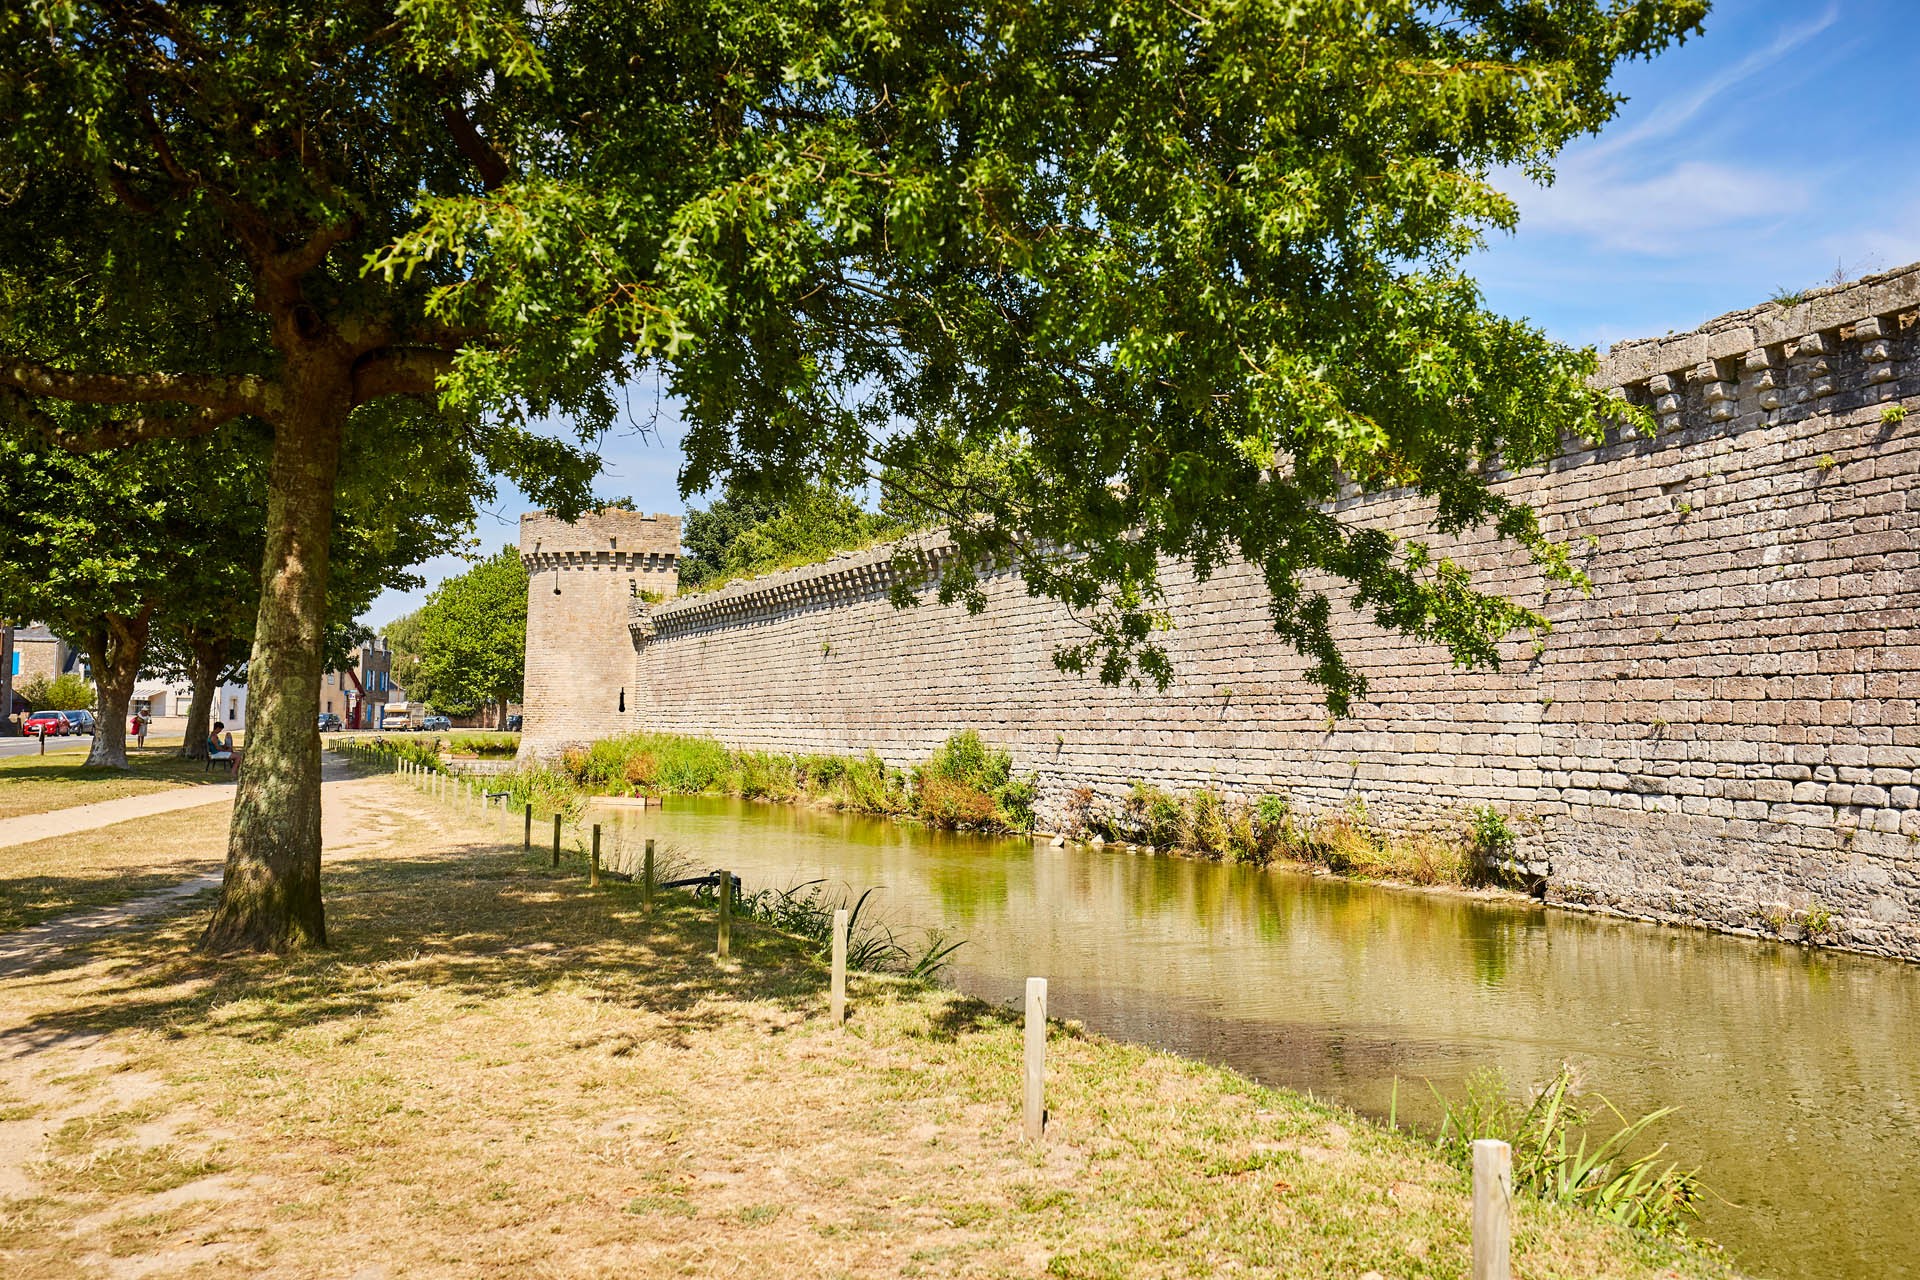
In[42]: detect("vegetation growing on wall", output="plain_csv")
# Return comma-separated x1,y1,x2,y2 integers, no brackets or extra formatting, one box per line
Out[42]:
1064,784,1504,889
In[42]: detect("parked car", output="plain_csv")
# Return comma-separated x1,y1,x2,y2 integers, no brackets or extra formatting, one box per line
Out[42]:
504,714,522,732
64,709,96,735
317,712,343,732
22,711,69,736
422,714,452,733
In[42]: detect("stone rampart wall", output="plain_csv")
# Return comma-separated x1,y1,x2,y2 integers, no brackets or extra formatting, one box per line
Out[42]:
560,267,1920,959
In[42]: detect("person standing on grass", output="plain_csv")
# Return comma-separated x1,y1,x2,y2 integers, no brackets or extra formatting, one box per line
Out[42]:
132,711,148,748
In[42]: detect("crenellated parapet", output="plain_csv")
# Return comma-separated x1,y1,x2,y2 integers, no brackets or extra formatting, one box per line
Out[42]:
630,533,960,644
1595,263,1918,436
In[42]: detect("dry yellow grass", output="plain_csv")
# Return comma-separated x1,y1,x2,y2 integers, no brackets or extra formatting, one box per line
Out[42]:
0,774,1734,1279
0,749,223,822
0,800,232,932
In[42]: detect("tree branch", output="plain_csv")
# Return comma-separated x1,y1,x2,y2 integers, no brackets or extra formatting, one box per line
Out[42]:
0,386,237,452
350,348,454,404
441,102,512,191
0,357,274,416
267,216,363,286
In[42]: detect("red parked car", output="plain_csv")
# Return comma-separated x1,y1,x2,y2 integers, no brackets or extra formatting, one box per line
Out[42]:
22,711,69,736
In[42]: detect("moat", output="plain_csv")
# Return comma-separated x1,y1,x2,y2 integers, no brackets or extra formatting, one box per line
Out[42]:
602,795,1920,1280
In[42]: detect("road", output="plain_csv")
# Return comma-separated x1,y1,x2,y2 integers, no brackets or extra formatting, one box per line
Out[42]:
0,736,92,759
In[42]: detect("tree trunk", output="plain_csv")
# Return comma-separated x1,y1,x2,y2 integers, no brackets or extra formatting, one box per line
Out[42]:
0,624,14,737
200,387,345,953
181,637,223,761
84,610,153,769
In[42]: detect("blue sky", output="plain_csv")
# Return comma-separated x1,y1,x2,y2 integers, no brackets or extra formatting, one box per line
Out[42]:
362,0,1920,628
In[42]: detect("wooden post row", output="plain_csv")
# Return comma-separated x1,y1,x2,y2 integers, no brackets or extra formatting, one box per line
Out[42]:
551,813,561,866
716,868,731,959
590,824,601,887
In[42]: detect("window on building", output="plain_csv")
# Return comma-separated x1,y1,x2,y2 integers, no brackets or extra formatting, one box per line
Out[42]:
8,652,16,676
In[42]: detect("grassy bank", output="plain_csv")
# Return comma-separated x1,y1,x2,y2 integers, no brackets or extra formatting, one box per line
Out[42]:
487,728,1513,890
0,774,1729,1279
0,748,224,821
549,728,1037,835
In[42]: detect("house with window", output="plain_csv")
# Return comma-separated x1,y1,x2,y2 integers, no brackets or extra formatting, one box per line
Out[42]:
10,623,84,685
322,636,393,729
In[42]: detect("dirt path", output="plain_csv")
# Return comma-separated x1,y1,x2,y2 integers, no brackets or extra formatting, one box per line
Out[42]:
0,779,236,851
0,757,379,981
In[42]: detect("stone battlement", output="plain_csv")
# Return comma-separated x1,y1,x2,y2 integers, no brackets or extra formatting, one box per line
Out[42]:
1597,262,1918,440
520,509,680,572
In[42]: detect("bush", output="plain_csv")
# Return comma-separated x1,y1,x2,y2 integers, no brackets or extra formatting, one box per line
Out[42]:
732,750,800,801
18,672,94,712
1467,806,1516,862
447,733,519,758
914,730,1036,833
839,751,910,815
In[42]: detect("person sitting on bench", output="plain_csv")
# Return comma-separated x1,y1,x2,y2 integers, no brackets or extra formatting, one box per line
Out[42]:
207,721,236,773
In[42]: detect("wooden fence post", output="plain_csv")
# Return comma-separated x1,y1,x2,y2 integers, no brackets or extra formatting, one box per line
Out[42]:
642,839,655,914
831,907,848,1025
551,814,561,867
717,869,732,959
590,825,602,887
523,804,532,849
1024,977,1048,1141
1472,1138,1512,1280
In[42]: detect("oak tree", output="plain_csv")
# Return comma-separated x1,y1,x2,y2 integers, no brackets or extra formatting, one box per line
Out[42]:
0,1,1702,950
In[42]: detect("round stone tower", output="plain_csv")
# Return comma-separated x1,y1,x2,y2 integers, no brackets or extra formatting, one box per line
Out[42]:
518,509,679,762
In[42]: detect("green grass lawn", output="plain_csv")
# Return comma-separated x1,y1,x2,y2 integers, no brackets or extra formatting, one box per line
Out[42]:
0,748,228,822
0,779,1735,1279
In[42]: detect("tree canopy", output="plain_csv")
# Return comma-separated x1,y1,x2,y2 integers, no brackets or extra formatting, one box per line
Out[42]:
680,481,905,590
402,547,527,725
0,0,1704,949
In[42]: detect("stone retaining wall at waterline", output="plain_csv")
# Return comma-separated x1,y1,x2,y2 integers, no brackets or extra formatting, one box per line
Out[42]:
521,265,1920,961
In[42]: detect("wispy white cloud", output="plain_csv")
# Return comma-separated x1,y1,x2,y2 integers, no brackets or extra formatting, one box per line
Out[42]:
1493,0,1840,259
1579,1,1840,163
1515,158,1808,255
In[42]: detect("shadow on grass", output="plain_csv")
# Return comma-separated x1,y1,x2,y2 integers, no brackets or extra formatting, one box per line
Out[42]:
0,751,229,789
0,843,848,1064
915,993,1020,1043
0,868,221,935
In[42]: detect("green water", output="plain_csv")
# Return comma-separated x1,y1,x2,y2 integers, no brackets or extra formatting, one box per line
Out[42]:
598,797,1920,1280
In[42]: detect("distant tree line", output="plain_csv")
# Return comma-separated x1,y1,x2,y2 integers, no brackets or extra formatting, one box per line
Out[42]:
383,548,527,730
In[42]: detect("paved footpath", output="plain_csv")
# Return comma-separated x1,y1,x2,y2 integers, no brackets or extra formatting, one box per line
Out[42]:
0,780,237,851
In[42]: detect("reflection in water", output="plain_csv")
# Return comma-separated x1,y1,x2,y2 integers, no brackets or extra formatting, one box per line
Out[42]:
606,797,1920,1280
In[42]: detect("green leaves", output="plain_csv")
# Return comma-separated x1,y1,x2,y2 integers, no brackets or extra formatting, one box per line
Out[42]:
1,0,1706,714
402,547,527,718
